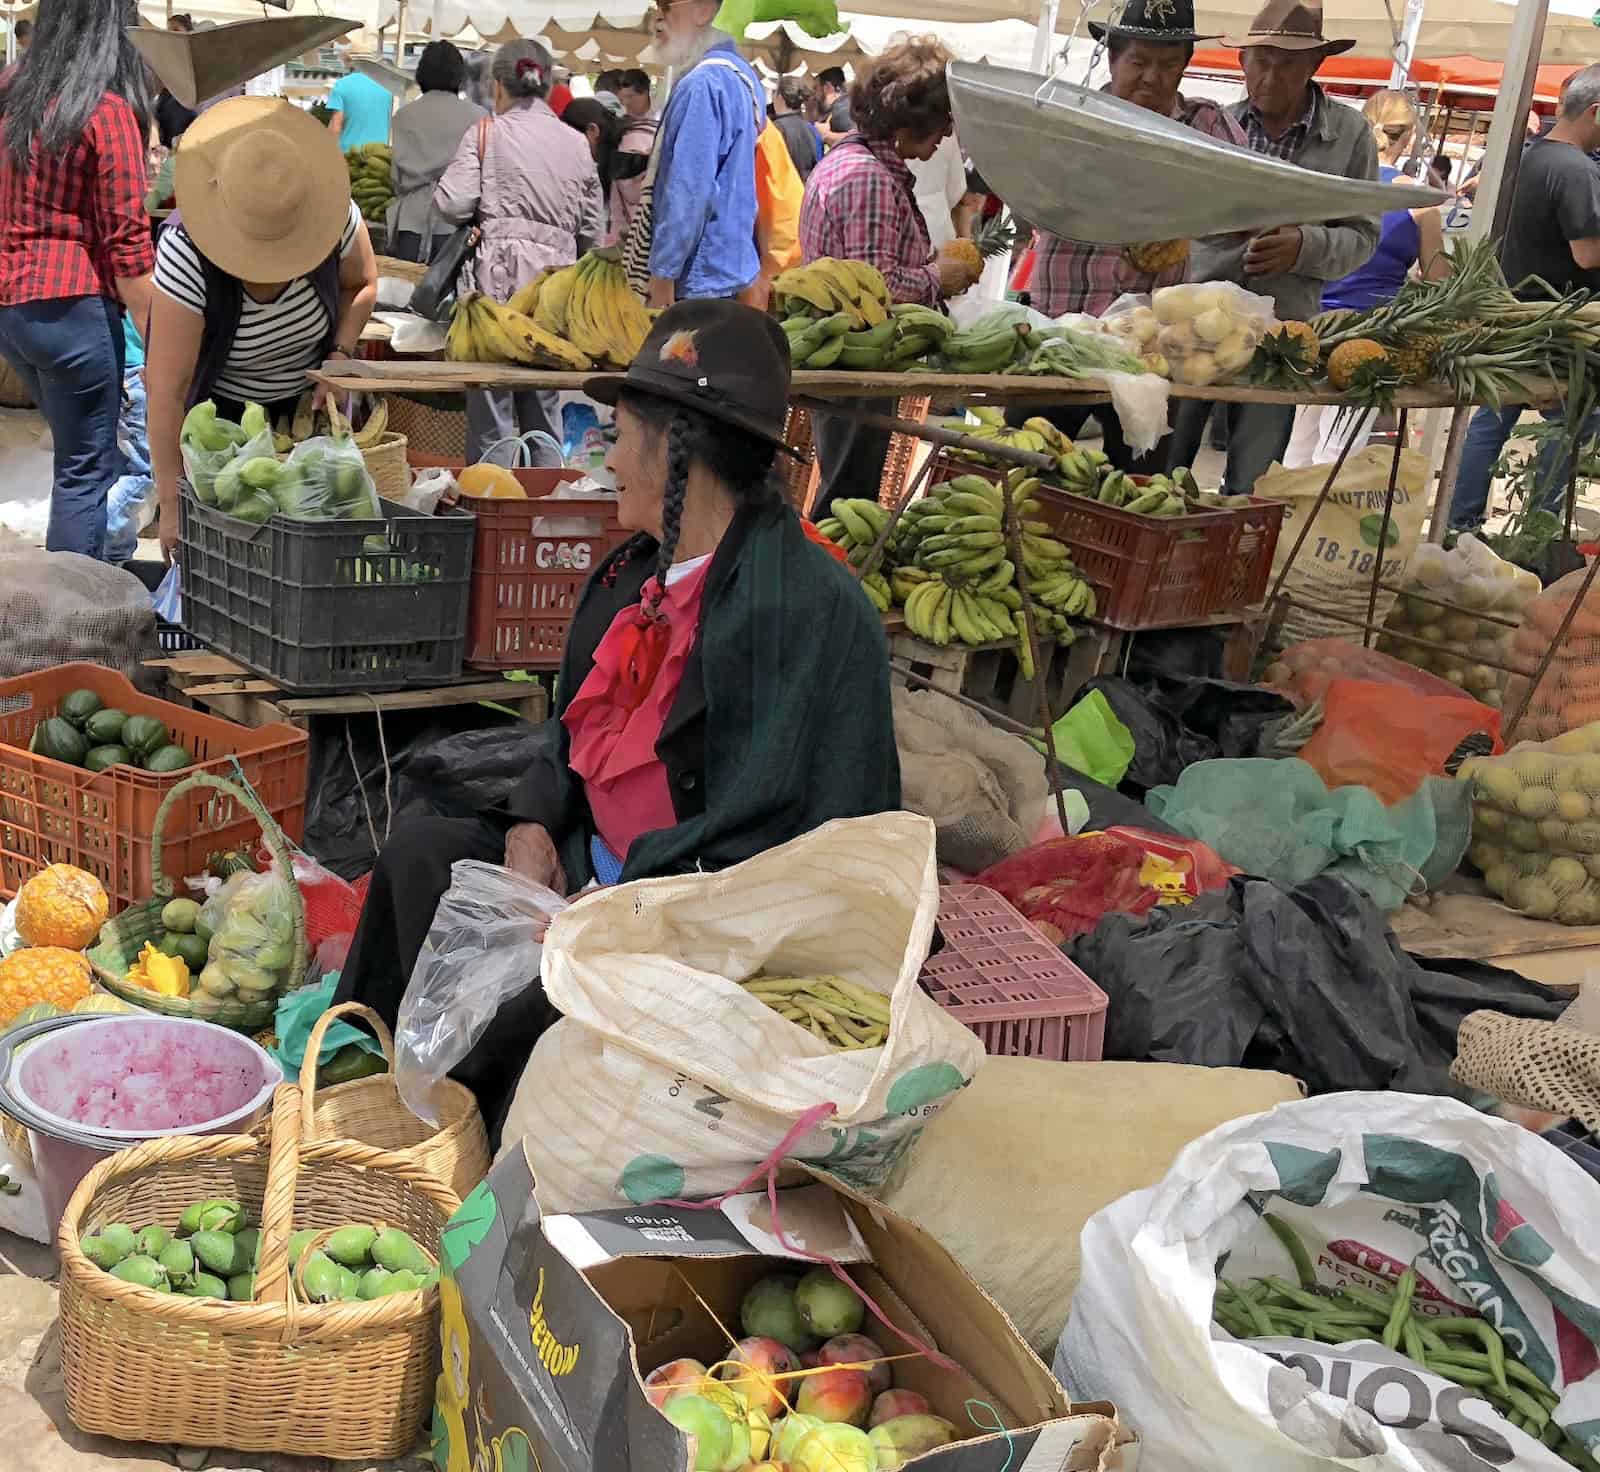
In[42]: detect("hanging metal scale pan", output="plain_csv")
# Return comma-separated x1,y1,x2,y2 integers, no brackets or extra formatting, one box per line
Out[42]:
129,15,361,108
950,60,1448,246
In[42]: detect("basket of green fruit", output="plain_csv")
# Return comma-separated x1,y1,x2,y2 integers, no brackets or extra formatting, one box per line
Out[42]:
57,1082,460,1459
86,773,307,1030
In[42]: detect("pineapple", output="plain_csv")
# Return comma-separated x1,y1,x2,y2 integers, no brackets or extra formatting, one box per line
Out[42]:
1389,322,1470,385
0,948,93,1027
1251,320,1321,388
1327,338,1404,409
973,209,1017,261
14,864,107,950
1125,240,1191,274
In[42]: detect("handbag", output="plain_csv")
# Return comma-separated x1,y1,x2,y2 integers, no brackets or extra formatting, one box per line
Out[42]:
410,117,490,321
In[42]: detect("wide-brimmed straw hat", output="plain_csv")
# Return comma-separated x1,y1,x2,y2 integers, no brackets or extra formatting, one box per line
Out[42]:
1088,0,1218,46
1223,0,1356,54
173,96,352,281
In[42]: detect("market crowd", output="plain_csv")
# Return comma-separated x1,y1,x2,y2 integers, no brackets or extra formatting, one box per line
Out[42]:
5,0,1600,554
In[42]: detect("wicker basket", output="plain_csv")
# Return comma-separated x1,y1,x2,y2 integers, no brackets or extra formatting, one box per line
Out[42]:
300,1001,489,1201
58,1084,458,1459
86,773,307,1030
387,393,468,461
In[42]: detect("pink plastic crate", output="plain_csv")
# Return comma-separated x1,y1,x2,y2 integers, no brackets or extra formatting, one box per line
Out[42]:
919,884,1108,1061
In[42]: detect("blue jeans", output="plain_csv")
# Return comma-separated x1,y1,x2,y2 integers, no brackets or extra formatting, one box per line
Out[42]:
0,295,125,559
1449,403,1600,529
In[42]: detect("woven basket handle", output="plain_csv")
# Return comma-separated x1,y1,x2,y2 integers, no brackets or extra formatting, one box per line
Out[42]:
148,771,309,993
298,1001,396,1137
254,1082,304,1323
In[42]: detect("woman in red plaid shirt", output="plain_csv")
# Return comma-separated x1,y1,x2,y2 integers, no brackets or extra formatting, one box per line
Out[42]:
799,38,982,520
0,0,155,560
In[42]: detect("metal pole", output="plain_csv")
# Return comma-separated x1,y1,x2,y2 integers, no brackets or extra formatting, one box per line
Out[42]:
394,0,408,66
1030,0,1061,74
1389,0,1423,90
1469,0,1550,247
1426,403,1470,542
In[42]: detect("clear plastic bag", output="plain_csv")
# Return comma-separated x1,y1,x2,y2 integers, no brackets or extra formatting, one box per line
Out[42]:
178,399,256,506
188,424,278,520
1098,292,1165,372
196,870,298,1007
1149,281,1276,386
394,860,568,1126
277,434,382,523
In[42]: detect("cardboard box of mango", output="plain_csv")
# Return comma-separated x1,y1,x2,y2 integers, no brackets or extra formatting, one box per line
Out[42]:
433,1148,1129,1472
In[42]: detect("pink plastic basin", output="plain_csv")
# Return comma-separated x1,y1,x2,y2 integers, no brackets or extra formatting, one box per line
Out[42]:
13,1017,279,1227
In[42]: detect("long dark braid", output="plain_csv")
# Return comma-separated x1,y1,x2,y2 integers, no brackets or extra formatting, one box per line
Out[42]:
649,414,693,618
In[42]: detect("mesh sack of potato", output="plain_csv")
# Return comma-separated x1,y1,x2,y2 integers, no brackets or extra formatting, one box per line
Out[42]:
1148,281,1275,387
1261,637,1466,707
1376,535,1541,709
1502,566,1600,742
1460,725,1600,923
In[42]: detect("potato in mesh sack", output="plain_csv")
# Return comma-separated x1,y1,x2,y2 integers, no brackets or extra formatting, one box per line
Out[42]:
1462,724,1600,923
1377,535,1541,708
1503,566,1600,740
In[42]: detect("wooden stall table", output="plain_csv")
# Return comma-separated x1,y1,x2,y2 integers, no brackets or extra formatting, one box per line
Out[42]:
146,652,549,731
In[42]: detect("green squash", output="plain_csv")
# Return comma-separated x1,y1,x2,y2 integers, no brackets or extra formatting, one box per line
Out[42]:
29,717,88,766
58,689,103,728
119,715,169,756
83,708,128,745
85,744,133,773
142,744,193,773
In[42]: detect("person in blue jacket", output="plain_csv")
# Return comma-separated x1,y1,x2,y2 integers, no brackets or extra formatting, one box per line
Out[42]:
643,0,762,307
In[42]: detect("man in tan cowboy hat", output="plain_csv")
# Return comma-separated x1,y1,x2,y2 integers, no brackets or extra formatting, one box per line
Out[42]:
1167,0,1381,495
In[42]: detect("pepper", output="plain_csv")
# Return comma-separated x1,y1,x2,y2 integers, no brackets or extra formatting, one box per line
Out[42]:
1263,1213,1318,1291
1382,1268,1417,1351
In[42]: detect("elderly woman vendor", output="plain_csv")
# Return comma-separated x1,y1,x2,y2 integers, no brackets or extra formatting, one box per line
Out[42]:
335,300,900,1135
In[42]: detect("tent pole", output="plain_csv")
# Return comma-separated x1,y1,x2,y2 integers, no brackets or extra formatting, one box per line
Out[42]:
1470,0,1550,246
1030,0,1060,75
1389,0,1423,89
395,0,408,65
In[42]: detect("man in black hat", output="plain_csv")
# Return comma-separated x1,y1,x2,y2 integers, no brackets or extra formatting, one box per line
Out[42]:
1016,0,1246,472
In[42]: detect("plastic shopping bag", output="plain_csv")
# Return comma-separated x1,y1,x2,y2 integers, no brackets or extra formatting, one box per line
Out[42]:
394,861,568,1127
502,813,985,1212
1150,281,1276,387
152,565,182,625
1046,690,1136,788
278,435,382,523
1056,1091,1600,1472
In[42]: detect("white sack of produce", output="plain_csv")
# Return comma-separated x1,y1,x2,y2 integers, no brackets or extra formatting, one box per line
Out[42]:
1462,727,1600,924
505,812,985,1213
1262,447,1429,654
1056,1091,1600,1472
1379,535,1542,708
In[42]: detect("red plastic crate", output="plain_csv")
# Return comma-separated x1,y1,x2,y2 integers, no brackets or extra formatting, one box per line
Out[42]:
0,663,307,911
930,453,1285,631
458,469,632,670
919,884,1108,1061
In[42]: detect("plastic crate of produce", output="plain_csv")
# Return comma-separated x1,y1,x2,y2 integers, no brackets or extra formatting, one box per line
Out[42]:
930,453,1285,631
457,469,631,670
0,662,307,910
918,883,1108,1061
178,488,475,693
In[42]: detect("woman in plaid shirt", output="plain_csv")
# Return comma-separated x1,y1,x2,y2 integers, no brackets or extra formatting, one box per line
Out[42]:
0,0,155,560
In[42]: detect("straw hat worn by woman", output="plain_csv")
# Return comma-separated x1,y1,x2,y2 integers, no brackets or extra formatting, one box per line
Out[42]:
1283,89,1451,468
143,96,379,562
333,299,900,1141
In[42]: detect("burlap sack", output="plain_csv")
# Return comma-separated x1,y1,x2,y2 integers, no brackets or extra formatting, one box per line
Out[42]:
893,689,1047,873
1452,1008,1600,1133
0,550,157,683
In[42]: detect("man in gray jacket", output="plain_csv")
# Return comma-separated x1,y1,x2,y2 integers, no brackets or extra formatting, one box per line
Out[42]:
1167,0,1380,494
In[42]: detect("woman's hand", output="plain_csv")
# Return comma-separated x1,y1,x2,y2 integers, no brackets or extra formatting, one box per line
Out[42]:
158,497,180,565
504,823,567,895
933,240,980,298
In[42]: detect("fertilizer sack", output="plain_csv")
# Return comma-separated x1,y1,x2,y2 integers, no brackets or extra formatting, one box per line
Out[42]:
1057,1090,1600,1472
504,813,985,1213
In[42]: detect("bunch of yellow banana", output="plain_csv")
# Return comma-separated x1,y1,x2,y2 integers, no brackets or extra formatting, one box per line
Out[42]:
511,249,652,369
737,973,890,1051
446,292,594,371
860,571,892,612
775,258,890,329
277,392,388,451
949,417,1054,463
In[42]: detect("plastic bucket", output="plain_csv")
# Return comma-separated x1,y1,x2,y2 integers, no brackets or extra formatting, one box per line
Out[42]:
1,1016,279,1227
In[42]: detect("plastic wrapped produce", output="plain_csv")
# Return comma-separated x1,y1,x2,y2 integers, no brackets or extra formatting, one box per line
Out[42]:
193,871,299,1012
1503,565,1600,741
1378,534,1541,708
1148,281,1275,387
1461,722,1600,924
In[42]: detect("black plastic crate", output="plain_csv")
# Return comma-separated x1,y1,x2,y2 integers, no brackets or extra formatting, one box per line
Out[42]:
178,487,475,693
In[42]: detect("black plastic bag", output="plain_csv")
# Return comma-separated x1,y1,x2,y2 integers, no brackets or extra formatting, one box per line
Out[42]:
1067,873,1568,1096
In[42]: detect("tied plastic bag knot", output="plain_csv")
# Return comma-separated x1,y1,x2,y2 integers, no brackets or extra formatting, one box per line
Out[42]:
394,860,568,1127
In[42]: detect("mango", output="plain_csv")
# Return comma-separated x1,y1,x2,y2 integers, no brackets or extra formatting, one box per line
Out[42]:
182,1272,229,1299
741,1276,817,1354
135,1224,171,1258
286,1228,317,1267
228,1272,256,1302
326,1224,378,1267
99,1223,137,1261
178,1202,204,1236
357,1267,394,1300
158,1240,195,1286
300,1251,342,1304
336,1265,361,1301
197,1199,243,1233
380,1269,424,1295
81,1235,123,1271
191,1230,237,1276
110,1255,167,1290
795,1268,865,1339
233,1227,260,1271
371,1227,430,1275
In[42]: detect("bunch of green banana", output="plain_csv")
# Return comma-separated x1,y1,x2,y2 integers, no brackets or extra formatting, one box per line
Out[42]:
347,143,392,223
815,497,891,567
934,313,1032,374
1119,472,1188,518
782,311,853,368
884,303,956,366
774,258,890,329
860,571,892,612
1056,446,1113,495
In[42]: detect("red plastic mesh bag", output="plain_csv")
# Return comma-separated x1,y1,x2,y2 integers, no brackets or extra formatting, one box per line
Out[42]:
1298,678,1503,805
1262,637,1465,707
1504,567,1600,741
974,833,1160,944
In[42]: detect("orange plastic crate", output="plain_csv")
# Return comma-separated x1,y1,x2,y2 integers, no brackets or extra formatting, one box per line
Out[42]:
0,664,307,910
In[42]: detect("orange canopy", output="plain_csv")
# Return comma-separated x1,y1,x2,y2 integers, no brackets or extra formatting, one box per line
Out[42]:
1190,49,1579,106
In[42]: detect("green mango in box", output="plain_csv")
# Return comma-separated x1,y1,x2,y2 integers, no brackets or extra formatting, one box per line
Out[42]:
237,456,283,492
229,488,278,526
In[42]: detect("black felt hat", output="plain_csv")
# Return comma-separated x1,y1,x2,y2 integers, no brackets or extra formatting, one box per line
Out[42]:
586,299,794,454
1088,0,1218,44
